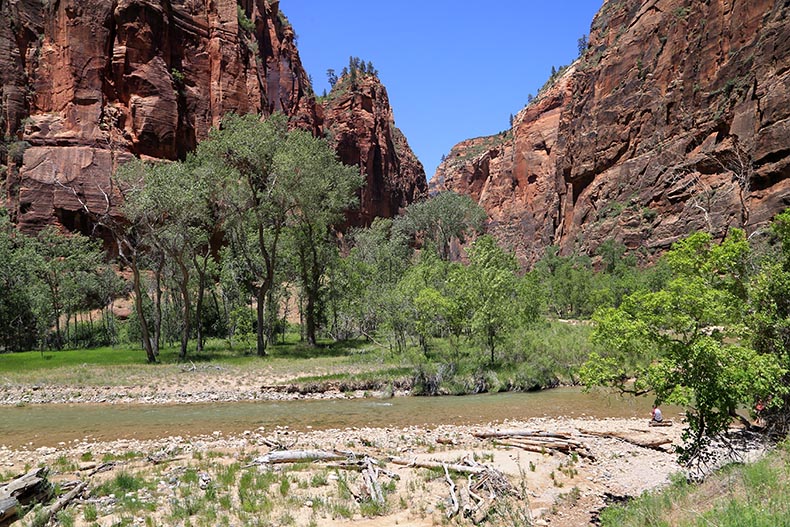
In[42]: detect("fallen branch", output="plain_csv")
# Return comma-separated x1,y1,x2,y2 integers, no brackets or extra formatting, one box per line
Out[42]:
326,461,401,480
579,429,672,451
43,481,86,520
88,462,118,477
473,430,574,440
389,457,486,475
252,450,348,465
363,458,384,505
443,465,459,518
495,440,560,456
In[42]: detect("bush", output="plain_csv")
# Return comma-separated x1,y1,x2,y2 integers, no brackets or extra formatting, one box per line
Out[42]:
237,6,255,32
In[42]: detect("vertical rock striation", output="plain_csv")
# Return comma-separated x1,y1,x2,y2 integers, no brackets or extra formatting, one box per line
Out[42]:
0,0,425,233
435,0,790,264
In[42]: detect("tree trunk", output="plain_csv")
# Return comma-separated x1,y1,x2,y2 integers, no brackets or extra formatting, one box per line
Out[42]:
53,307,62,350
152,259,164,356
488,329,495,365
256,287,267,357
177,259,191,361
305,292,317,346
131,261,156,363
193,255,209,354
298,292,305,342
253,450,346,465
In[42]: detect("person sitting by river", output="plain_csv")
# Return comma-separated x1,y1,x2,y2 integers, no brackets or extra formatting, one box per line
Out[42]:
651,406,663,423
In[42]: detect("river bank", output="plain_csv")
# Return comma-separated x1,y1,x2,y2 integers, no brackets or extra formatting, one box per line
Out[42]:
2,416,720,527
0,356,768,525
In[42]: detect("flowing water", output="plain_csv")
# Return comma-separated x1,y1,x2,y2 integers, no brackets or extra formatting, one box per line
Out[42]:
0,388,678,448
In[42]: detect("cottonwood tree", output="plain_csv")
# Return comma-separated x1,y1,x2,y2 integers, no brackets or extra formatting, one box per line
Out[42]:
455,235,535,364
330,218,413,343
581,229,786,464
30,227,104,350
0,209,38,351
275,129,362,346
106,161,165,362
749,209,790,434
118,157,221,359
397,191,487,261
397,252,462,355
59,162,160,362
198,113,289,356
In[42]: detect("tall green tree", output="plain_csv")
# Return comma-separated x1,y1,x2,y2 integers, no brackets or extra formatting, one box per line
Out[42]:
398,191,487,261
330,218,413,343
275,129,362,345
30,227,104,350
397,252,461,354
0,209,37,351
119,156,222,359
750,209,790,433
199,113,289,356
534,247,595,318
458,235,533,364
581,230,786,463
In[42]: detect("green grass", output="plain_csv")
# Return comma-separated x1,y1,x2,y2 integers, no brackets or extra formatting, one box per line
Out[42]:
599,441,790,526
0,332,403,390
1,323,596,398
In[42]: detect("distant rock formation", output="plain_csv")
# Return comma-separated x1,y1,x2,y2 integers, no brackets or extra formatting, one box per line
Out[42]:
296,74,426,225
0,0,426,234
434,0,790,264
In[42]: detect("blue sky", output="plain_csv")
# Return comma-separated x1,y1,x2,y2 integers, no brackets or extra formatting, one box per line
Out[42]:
282,1,603,181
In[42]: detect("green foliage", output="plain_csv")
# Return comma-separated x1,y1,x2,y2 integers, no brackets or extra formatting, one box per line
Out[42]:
171,68,185,87
0,209,38,351
7,140,30,165
237,5,255,32
748,209,790,433
397,191,486,261
582,229,787,463
577,34,589,57
461,235,534,363
275,129,363,345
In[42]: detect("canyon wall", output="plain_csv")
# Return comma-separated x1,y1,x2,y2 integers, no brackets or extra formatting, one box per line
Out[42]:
434,0,790,264
0,0,425,233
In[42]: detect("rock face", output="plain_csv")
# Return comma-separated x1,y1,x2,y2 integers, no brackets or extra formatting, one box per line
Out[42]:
0,0,425,233
299,74,426,225
435,0,790,264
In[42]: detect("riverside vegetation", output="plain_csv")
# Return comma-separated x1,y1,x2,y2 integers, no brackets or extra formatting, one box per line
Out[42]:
2,113,790,524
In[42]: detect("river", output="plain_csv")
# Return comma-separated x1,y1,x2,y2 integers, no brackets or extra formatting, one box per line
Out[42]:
1,388,676,448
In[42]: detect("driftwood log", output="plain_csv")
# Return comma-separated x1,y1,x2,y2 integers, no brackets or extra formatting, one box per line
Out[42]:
472,430,573,440
0,497,18,525
649,420,674,427
0,468,53,507
1,469,84,527
443,465,460,518
474,429,594,459
36,481,87,526
252,450,348,465
362,458,384,505
389,457,487,475
579,429,672,451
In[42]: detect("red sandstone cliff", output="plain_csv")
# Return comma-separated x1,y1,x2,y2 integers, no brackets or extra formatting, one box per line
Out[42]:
435,0,790,264
0,0,425,233
298,73,426,225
